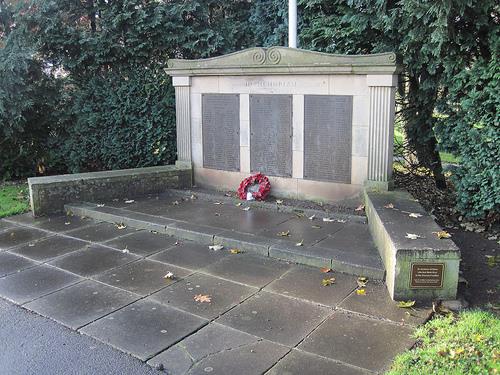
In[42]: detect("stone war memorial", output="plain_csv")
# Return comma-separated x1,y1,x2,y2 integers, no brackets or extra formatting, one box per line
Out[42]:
25,47,461,303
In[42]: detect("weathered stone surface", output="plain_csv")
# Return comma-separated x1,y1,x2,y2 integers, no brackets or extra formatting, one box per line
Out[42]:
29,165,192,216
214,231,272,256
314,223,378,258
105,231,178,256
166,222,223,244
0,265,82,304
201,253,292,288
49,245,139,277
80,299,207,361
298,311,414,372
0,252,38,277
267,349,370,375
11,235,88,262
65,223,135,243
217,291,330,346
24,280,139,329
6,213,94,232
265,266,357,306
0,227,51,250
269,243,332,269
148,323,289,375
150,273,257,319
0,220,15,232
94,259,192,296
149,241,228,270
259,217,343,246
339,281,431,326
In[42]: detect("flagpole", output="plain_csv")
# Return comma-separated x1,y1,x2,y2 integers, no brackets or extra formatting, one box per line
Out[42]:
288,0,297,48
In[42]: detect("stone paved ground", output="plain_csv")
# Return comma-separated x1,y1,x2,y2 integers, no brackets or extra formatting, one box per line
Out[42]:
0,212,432,374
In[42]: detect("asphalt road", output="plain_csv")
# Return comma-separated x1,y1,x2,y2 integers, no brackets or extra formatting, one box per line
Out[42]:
0,298,159,375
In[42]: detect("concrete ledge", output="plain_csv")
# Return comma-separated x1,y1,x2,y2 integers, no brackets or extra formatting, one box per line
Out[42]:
29,165,192,216
364,190,460,301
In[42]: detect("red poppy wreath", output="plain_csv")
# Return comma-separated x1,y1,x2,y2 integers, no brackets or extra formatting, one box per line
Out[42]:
237,173,271,201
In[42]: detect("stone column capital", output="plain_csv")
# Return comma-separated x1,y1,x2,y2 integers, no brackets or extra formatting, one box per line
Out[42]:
172,76,191,87
366,75,398,87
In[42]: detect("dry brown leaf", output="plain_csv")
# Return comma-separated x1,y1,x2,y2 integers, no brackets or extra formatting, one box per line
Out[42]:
194,294,212,303
384,203,394,209
322,277,336,286
356,289,366,295
409,213,423,218
276,199,283,204
242,207,251,211
96,203,105,207
355,204,365,212
295,240,304,247
308,215,316,220
214,201,223,205
235,202,242,207
172,200,179,205
277,230,290,237
209,244,224,251
357,277,368,288
190,194,198,200
124,199,135,204
405,233,422,240
320,267,332,273
323,218,335,222
229,248,242,254
163,272,175,280
115,223,127,230
433,231,452,239
397,300,416,308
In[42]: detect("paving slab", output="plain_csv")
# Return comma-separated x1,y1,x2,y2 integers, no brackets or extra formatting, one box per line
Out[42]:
150,273,257,319
94,259,192,296
339,281,431,326
269,242,333,269
80,299,208,361
0,265,82,304
0,220,15,232
259,217,344,246
214,230,272,256
314,223,378,258
265,266,357,306
65,223,135,243
266,349,370,375
201,253,292,288
105,231,178,256
49,245,140,277
24,280,139,329
10,235,88,262
0,252,39,277
148,323,289,375
166,222,223,244
216,291,331,346
0,227,51,250
149,241,228,270
298,311,415,372
6,213,95,232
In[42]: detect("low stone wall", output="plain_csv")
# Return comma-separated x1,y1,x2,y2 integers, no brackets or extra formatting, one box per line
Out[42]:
28,165,192,216
364,189,460,301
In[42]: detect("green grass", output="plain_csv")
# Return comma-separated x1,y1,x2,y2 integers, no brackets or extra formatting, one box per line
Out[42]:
387,310,500,375
0,183,30,218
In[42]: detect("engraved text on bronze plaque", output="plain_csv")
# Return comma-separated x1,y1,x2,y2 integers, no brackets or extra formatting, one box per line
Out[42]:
410,263,445,289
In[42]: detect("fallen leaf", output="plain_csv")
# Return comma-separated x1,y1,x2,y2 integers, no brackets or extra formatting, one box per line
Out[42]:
172,200,179,205
28,243,35,247
384,203,394,209
295,240,304,247
356,289,366,295
485,255,499,268
242,207,251,211
115,223,127,230
355,204,365,211
433,231,452,239
124,199,135,204
229,248,242,254
276,199,283,204
311,225,322,229
357,277,368,288
163,272,175,280
174,240,181,246
320,267,332,273
209,244,224,251
194,294,212,303
235,202,242,207
190,194,197,200
336,219,347,223
224,192,232,197
277,230,290,237
308,215,316,220
322,277,336,286
323,218,335,222
122,249,130,254
64,222,71,225
408,213,422,218
295,212,305,218
96,203,105,207
214,212,221,216
405,233,422,240
214,201,223,205
397,300,416,308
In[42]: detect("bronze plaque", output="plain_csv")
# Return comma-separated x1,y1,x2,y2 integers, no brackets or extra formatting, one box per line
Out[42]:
410,263,445,289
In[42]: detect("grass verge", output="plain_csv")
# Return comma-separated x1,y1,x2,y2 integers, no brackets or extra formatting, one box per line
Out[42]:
0,183,30,218
387,310,500,374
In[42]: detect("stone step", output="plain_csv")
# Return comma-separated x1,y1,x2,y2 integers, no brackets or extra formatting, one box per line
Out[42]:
65,202,385,280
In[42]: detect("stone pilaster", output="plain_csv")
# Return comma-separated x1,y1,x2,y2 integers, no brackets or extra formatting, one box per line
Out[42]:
172,76,192,167
366,75,397,190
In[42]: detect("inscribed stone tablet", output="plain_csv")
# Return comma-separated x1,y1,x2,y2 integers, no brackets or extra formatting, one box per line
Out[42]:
250,95,292,177
202,94,240,171
304,95,352,183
